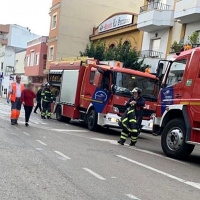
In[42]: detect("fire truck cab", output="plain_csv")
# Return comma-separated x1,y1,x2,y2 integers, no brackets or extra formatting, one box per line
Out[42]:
49,58,158,131
154,47,200,159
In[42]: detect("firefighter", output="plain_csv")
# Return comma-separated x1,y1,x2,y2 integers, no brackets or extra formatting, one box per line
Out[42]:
41,82,53,119
117,104,138,146
117,87,145,146
126,87,145,134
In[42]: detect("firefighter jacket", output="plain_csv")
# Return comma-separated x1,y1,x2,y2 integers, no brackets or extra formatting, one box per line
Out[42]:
41,88,54,103
118,105,138,133
126,96,145,127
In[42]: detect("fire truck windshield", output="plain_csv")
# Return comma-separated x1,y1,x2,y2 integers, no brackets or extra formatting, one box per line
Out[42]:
166,59,187,87
115,72,158,101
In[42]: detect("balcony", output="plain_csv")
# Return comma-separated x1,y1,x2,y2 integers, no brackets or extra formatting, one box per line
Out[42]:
137,2,174,32
174,0,200,23
140,50,163,58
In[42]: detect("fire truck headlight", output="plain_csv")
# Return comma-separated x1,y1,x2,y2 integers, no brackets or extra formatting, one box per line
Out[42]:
113,107,119,113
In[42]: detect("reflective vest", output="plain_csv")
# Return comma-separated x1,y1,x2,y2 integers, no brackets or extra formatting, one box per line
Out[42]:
10,82,24,102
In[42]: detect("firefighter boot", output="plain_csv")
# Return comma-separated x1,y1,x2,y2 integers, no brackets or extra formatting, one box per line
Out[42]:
118,138,125,145
129,141,137,146
130,136,137,146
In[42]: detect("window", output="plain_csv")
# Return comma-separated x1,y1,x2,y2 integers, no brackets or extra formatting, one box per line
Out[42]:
115,72,158,100
49,46,54,61
109,44,115,49
90,69,96,84
30,51,35,66
123,41,130,47
151,39,161,52
26,56,30,66
15,60,18,70
35,54,39,65
166,59,187,87
51,13,57,29
1,62,3,70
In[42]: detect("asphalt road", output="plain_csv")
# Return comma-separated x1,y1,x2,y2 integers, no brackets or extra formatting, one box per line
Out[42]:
0,98,200,200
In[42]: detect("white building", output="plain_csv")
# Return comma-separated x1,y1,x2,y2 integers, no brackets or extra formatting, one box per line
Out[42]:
137,0,200,73
0,24,39,98
0,46,27,98
15,50,28,84
0,24,39,48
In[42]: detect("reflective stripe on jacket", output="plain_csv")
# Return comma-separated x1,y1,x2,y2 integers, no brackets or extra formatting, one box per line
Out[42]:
41,89,53,102
118,106,138,133
10,82,24,102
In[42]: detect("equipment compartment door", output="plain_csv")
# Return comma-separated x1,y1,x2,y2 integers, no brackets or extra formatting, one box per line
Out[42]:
60,70,79,104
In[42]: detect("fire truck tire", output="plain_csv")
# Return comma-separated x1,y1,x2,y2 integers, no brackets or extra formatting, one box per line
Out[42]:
64,117,71,123
161,118,194,160
56,106,65,122
87,109,98,131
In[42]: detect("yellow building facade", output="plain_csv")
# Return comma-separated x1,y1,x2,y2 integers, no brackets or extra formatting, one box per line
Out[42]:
89,12,143,51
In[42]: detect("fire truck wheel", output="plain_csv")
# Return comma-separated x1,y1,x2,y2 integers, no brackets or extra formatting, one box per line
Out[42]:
56,106,65,122
87,109,98,131
161,118,195,160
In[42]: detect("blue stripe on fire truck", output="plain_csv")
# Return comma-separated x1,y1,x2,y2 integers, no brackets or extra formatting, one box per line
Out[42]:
160,86,174,114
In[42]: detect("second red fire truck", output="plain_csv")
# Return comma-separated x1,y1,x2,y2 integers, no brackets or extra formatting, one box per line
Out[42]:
154,47,200,159
49,58,158,131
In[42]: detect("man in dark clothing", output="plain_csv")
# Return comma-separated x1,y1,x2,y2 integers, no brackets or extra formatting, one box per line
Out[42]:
34,85,43,114
125,87,145,133
41,83,53,119
118,105,138,146
118,87,145,146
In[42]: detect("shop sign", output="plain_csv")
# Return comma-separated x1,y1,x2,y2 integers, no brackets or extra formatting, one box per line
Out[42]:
98,14,133,33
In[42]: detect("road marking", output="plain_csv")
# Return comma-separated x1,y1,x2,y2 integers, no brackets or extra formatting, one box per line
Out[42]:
52,129,88,132
83,168,106,180
36,140,47,146
36,148,43,151
117,155,200,190
23,132,30,136
54,151,71,160
111,177,117,179
92,138,185,165
125,194,141,200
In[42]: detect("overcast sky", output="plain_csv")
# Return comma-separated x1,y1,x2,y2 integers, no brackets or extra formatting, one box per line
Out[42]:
0,0,52,36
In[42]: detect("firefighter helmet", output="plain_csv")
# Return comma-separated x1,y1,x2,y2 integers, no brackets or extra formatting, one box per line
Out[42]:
44,82,50,87
132,87,142,95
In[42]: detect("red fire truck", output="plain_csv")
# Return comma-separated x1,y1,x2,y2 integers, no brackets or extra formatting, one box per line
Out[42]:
153,47,200,159
49,58,158,131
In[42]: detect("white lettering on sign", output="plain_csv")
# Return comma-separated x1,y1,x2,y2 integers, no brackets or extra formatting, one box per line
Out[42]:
144,104,150,109
98,14,133,33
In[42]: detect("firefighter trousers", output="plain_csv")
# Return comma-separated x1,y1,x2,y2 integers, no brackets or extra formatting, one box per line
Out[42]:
120,129,138,144
41,101,51,118
11,97,22,124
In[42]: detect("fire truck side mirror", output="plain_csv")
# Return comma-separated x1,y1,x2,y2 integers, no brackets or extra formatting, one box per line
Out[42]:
156,63,163,79
111,84,117,93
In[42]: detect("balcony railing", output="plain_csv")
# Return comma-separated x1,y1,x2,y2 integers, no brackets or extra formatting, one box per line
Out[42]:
192,44,200,48
140,2,171,13
140,50,163,58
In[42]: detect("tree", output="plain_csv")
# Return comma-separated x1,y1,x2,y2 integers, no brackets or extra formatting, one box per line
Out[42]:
80,40,105,61
80,39,147,72
188,31,199,45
